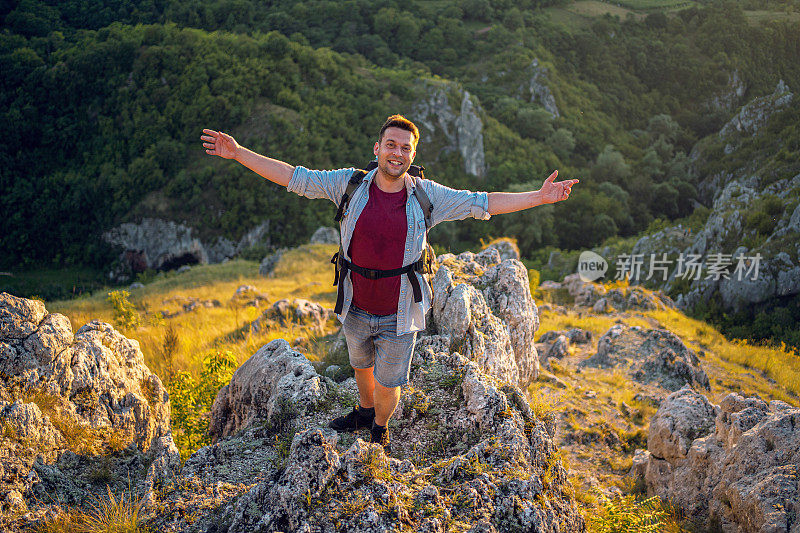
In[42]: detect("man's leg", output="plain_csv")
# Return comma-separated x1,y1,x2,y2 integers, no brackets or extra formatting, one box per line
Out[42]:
370,317,416,449
373,380,401,426
354,367,376,408
329,308,376,432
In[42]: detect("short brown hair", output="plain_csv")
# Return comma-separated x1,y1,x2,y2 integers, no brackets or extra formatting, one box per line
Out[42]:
379,114,419,146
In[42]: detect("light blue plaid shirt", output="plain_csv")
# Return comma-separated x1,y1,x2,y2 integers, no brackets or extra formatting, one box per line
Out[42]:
287,165,491,335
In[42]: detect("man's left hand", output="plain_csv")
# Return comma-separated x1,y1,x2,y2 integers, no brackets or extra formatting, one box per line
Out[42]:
539,170,579,204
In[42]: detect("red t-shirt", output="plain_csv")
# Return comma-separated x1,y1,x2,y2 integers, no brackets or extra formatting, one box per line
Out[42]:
348,181,408,316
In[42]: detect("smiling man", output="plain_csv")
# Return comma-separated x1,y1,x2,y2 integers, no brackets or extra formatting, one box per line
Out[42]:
201,114,578,450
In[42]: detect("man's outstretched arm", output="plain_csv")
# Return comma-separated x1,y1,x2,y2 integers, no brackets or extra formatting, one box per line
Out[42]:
488,170,578,215
201,129,295,187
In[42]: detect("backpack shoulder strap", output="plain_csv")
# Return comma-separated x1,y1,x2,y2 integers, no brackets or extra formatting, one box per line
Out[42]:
412,176,434,230
334,168,368,223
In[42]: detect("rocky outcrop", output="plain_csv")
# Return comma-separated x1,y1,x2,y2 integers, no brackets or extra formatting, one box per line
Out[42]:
104,218,273,281
430,248,540,384
411,80,486,178
0,293,180,529
153,337,584,532
260,247,287,278
615,82,800,315
229,284,270,308
669,171,800,312
582,325,710,392
635,386,800,532
719,80,793,139
706,69,747,112
481,237,521,261
521,58,560,118
536,328,591,365
209,339,328,441
562,273,675,312
310,226,340,245
250,298,333,334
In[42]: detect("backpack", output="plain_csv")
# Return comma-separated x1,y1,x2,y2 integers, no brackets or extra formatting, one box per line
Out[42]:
330,161,436,314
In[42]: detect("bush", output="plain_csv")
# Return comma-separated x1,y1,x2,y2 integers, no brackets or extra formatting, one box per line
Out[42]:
168,350,238,461
106,291,140,331
589,494,672,532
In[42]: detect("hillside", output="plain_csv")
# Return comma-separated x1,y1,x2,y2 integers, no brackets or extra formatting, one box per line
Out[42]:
1,239,792,531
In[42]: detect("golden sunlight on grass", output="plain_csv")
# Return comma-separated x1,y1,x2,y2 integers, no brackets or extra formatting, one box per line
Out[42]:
35,485,147,533
49,244,339,378
648,308,800,400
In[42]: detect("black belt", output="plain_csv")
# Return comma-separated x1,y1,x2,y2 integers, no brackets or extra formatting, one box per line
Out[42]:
330,251,424,314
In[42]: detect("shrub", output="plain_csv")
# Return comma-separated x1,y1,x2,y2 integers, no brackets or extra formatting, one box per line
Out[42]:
167,350,238,461
106,290,140,331
589,494,671,532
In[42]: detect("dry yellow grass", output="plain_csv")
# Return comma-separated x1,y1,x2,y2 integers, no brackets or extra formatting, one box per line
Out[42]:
49,244,340,379
648,308,800,402
35,485,147,533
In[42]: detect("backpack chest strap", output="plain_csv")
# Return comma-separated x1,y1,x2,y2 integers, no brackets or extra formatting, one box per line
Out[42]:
331,252,423,314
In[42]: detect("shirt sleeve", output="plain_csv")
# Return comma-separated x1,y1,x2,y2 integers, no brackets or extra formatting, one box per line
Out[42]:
286,166,356,204
421,179,491,226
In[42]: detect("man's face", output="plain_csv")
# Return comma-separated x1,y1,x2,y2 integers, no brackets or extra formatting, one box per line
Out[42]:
373,127,417,179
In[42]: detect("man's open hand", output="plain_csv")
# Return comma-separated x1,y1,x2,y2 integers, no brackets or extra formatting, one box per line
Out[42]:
539,170,579,204
201,129,239,159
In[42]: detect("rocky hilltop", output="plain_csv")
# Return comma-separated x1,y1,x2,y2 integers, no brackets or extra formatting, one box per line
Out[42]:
0,292,180,530
635,386,799,532
3,241,798,532
0,249,585,532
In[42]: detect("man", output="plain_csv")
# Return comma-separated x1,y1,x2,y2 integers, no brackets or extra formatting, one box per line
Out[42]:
200,115,578,450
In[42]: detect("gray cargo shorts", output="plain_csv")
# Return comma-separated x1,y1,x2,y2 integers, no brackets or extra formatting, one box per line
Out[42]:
343,305,416,388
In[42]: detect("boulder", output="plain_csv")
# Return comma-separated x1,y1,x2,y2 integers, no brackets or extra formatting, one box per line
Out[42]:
480,238,520,261
0,293,179,529
430,248,539,383
309,226,340,245
209,339,328,441
638,387,800,532
583,325,710,391
250,298,332,334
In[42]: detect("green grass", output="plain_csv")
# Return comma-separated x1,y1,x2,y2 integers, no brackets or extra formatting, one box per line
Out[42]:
615,0,693,10
743,9,800,25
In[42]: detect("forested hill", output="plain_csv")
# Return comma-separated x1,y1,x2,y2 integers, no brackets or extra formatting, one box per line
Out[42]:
2,0,799,270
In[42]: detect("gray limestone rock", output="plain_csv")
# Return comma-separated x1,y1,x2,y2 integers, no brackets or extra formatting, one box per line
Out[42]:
431,250,539,384
647,385,717,462
410,81,486,178
209,339,328,441
310,226,340,245
523,59,560,118
583,325,710,391
481,238,520,261
260,247,288,278
0,293,179,530
639,387,800,533
719,80,793,138
250,298,332,334
192,339,583,533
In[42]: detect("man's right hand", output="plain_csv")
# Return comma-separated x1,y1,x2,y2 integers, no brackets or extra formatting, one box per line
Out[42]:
201,129,239,159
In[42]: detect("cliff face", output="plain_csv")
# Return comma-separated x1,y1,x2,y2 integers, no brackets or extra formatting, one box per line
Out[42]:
410,79,487,179
0,292,180,530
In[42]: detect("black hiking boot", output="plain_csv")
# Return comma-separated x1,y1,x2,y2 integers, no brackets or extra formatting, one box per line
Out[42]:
329,406,374,432
370,421,390,452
